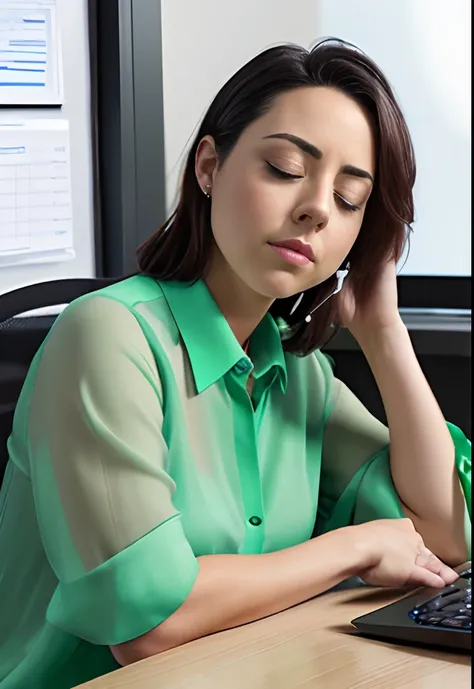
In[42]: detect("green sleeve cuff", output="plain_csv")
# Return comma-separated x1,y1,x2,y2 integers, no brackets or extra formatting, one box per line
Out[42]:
46,515,199,645
320,422,472,560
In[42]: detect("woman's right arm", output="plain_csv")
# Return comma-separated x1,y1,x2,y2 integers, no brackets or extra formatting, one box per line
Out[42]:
112,517,458,666
111,526,357,664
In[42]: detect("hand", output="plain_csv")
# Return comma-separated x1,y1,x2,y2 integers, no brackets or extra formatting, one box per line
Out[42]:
338,259,403,343
353,518,459,589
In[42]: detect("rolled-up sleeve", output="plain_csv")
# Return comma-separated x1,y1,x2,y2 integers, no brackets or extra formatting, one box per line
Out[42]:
27,296,199,645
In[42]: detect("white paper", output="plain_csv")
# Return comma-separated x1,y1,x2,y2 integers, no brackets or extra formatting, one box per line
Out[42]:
0,119,74,267
0,0,62,105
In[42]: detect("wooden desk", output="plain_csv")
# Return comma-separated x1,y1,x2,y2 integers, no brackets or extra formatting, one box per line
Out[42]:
75,586,470,689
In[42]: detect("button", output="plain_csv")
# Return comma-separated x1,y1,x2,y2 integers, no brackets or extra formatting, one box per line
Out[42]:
234,358,252,374
249,516,262,526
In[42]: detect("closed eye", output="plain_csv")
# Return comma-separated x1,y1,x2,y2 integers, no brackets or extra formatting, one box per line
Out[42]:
267,162,362,212
334,191,361,213
266,161,302,180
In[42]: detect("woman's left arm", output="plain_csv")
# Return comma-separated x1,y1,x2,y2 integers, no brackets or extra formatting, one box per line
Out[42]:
341,260,468,566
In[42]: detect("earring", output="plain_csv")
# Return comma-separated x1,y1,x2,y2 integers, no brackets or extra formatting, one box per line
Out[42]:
204,184,212,198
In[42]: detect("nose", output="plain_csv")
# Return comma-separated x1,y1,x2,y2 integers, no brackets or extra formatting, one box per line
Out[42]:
292,184,331,232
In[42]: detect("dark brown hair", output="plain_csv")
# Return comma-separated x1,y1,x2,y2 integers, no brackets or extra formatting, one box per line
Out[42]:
137,37,415,355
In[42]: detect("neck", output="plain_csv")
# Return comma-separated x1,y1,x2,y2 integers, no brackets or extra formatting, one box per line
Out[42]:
205,253,273,346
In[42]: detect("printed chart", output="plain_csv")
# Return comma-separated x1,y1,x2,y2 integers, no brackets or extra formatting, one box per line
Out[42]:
0,0,62,104
0,119,74,266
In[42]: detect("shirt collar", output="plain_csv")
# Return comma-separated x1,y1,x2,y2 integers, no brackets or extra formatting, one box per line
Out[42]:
159,279,287,394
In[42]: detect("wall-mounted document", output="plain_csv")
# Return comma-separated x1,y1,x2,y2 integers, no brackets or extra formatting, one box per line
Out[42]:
0,119,74,267
0,0,62,105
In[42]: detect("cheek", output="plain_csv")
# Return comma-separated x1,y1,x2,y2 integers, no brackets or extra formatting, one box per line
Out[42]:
213,169,283,245
329,223,360,267
326,220,361,267
233,174,276,226
335,220,361,252
229,171,255,208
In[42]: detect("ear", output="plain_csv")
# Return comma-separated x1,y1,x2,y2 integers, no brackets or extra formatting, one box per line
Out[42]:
195,136,218,196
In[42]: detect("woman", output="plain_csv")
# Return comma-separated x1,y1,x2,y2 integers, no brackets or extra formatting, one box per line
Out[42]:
0,38,471,688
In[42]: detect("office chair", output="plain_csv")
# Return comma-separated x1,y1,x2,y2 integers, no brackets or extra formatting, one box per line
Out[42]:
0,278,120,484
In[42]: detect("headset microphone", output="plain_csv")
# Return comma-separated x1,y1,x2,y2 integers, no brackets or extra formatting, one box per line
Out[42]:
303,262,350,323
288,262,350,323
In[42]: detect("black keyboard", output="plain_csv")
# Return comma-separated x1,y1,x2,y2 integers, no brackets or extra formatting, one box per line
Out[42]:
409,567,471,630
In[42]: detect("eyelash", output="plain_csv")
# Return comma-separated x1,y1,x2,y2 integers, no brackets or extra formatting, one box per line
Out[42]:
265,161,361,213
334,191,361,213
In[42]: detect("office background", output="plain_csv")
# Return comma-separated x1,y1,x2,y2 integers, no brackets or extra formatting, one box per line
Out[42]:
1,0,471,433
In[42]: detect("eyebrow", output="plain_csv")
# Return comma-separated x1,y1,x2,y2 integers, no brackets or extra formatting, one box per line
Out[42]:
262,133,374,184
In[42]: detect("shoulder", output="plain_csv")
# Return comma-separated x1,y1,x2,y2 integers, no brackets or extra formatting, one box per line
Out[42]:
38,293,160,384
45,275,168,357
51,295,148,352
13,282,167,460
26,292,166,425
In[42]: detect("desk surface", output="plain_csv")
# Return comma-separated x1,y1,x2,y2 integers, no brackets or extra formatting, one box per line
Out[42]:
74,586,471,689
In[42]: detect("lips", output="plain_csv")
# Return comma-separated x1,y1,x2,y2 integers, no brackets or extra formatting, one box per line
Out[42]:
269,239,315,262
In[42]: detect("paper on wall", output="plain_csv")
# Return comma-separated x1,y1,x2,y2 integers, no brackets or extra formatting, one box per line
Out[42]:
0,119,75,269
0,0,63,106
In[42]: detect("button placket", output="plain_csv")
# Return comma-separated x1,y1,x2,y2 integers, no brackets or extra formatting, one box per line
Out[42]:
227,371,265,554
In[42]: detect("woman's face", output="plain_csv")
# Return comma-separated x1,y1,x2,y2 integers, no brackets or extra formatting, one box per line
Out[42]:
199,86,376,301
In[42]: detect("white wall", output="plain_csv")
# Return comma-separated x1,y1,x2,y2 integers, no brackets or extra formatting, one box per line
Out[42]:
0,0,95,295
161,0,471,277
317,0,471,276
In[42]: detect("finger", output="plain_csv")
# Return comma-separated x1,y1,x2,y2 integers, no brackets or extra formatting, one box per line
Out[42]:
410,566,446,589
424,554,458,585
439,565,460,585
416,549,458,585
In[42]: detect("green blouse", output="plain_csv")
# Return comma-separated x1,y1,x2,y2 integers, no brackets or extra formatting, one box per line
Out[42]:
0,276,471,689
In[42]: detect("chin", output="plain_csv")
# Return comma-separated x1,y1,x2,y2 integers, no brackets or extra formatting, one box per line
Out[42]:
247,270,305,301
